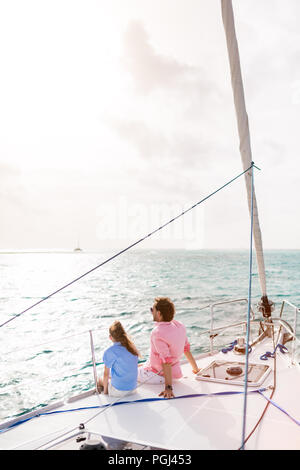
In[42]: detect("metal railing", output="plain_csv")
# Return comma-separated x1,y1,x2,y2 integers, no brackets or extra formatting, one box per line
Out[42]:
2,298,299,397
196,298,300,365
277,300,300,365
208,298,255,353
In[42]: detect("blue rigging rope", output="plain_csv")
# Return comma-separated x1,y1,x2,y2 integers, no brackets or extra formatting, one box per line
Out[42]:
0,387,267,434
241,162,255,450
222,339,252,355
0,163,257,329
260,344,288,361
257,391,300,427
1,386,299,436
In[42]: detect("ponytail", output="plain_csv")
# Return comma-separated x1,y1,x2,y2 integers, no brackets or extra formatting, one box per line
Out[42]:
109,321,139,357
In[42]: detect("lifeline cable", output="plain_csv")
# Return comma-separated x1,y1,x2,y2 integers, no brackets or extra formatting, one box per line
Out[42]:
0,163,258,329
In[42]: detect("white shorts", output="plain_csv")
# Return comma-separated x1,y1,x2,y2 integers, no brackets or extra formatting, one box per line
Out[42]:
137,366,165,385
108,382,136,397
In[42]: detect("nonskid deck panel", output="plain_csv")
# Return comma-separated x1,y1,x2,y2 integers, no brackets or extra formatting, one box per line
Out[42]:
1,336,299,450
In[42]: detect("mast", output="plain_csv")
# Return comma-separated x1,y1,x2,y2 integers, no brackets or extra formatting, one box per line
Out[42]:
221,0,273,317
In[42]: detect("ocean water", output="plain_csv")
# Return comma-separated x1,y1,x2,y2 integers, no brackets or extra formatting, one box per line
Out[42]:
0,249,299,423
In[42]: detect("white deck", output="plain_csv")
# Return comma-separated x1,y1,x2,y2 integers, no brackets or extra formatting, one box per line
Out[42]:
1,337,300,450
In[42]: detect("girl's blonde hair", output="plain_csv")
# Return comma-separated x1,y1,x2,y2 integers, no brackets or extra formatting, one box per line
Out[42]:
109,321,139,357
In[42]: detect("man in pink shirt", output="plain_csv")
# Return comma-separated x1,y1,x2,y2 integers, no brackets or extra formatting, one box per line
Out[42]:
138,297,199,398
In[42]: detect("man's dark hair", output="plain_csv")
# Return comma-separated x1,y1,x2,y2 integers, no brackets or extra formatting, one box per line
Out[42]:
154,297,175,322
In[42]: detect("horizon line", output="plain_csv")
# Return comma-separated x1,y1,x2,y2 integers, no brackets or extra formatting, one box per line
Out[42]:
0,247,299,254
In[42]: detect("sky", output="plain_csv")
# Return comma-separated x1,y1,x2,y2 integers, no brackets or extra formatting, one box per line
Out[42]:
1,0,300,251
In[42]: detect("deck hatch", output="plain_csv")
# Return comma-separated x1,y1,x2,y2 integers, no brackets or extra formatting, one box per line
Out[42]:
195,360,271,386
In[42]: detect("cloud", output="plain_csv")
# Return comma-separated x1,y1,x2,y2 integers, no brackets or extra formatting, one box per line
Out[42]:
105,116,213,176
103,20,226,181
106,117,167,160
122,20,220,99
122,20,193,93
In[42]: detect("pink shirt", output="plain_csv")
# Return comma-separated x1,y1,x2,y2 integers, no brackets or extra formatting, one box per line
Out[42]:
145,320,190,379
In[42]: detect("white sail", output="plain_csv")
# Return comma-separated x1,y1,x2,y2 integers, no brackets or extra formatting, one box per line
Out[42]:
1,1,299,452
221,0,267,299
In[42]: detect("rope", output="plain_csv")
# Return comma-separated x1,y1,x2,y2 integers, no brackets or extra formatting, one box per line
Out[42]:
257,391,300,427
221,340,237,353
221,339,252,355
11,364,167,449
0,164,256,329
240,162,255,450
3,385,299,439
260,343,288,361
0,387,268,435
239,324,277,449
33,362,170,449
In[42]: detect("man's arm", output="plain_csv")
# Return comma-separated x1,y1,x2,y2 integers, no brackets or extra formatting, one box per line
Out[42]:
158,362,174,399
184,350,200,374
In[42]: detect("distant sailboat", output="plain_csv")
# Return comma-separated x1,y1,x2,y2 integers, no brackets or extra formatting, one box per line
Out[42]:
1,1,299,451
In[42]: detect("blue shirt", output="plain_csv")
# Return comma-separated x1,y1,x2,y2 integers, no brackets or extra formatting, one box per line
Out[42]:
103,342,138,391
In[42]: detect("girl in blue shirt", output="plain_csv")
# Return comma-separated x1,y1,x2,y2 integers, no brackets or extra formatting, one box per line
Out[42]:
97,321,139,397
